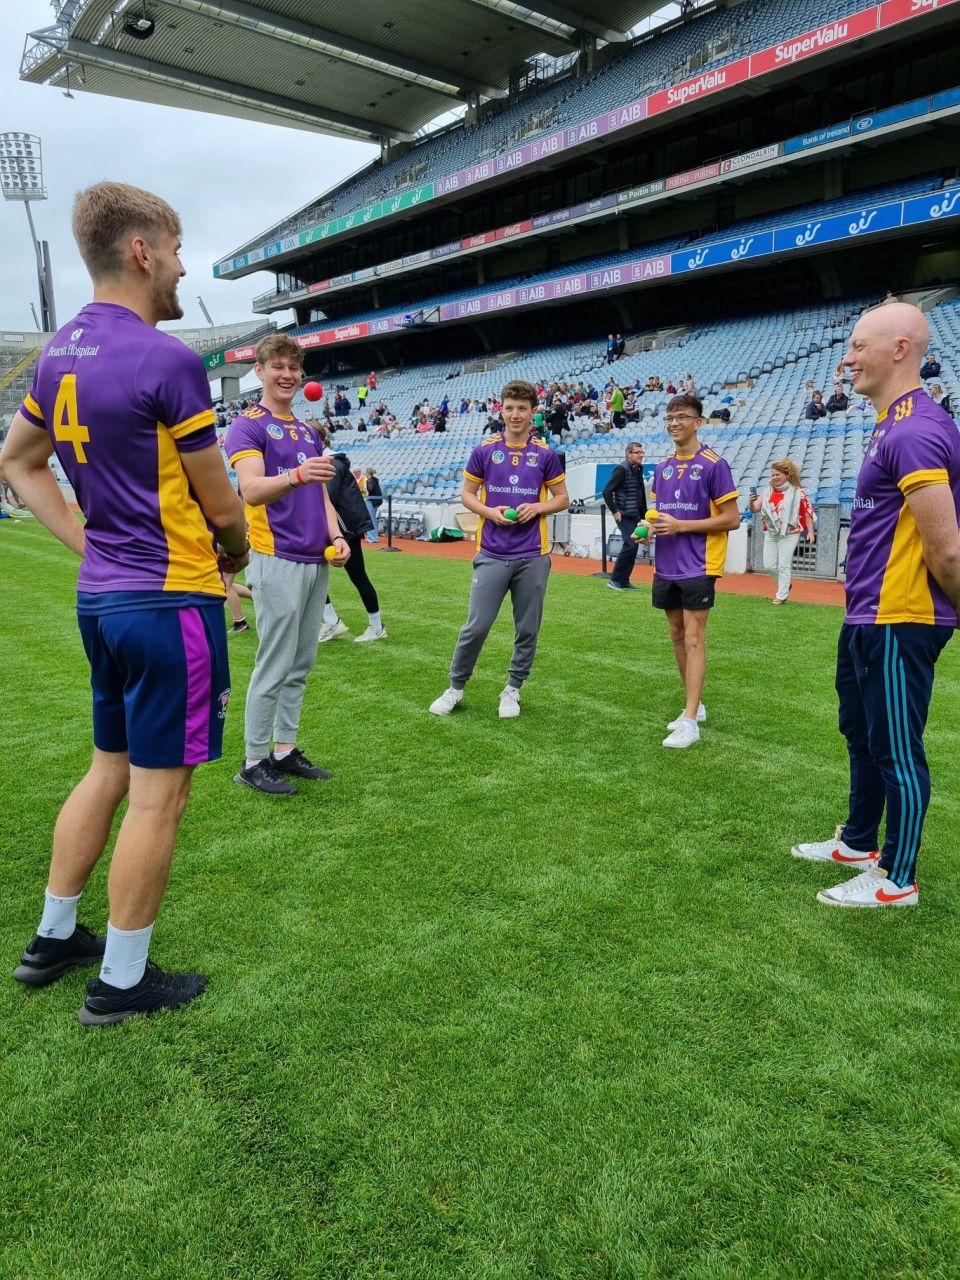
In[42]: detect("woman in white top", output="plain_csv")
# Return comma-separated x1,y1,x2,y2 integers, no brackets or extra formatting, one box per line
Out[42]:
748,458,816,604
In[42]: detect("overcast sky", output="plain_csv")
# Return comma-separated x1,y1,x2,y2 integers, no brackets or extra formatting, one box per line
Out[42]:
1,0,376,335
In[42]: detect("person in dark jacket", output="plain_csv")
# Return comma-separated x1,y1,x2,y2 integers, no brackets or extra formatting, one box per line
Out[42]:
364,467,382,543
805,391,827,420
826,386,849,412
316,449,387,644
602,442,648,590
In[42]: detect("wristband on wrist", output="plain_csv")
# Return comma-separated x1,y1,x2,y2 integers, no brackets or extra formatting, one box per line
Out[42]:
286,469,297,487
222,539,249,559
296,466,304,485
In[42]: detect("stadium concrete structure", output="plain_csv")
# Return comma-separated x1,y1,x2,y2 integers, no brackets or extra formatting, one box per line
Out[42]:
18,0,960,536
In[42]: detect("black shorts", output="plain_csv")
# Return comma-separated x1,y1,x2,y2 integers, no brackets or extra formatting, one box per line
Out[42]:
651,573,717,611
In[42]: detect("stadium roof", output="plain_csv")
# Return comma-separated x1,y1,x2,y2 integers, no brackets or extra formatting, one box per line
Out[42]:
20,0,666,144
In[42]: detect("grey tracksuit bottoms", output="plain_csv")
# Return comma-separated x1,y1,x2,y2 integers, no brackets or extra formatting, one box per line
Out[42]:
244,551,329,758
449,552,552,690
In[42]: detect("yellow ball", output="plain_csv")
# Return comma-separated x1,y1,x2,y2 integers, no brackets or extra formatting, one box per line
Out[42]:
645,508,659,523
324,545,338,561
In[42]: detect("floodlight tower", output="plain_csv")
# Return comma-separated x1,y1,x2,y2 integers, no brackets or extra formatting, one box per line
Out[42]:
0,133,57,332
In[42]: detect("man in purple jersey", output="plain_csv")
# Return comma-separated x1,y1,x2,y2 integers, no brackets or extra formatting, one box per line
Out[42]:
644,394,740,749
429,379,568,719
226,334,345,795
0,182,249,1024
792,303,960,907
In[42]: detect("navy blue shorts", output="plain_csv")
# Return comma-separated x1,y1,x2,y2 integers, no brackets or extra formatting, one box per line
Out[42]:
651,573,717,611
78,604,230,768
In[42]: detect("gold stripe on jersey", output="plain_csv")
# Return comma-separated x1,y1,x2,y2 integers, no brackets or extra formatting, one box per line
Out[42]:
544,473,565,487
24,392,43,421
156,423,225,596
476,482,487,548
245,502,276,556
705,499,728,577
229,448,263,465
701,448,722,463
876,502,935,625
713,489,740,506
898,467,949,495
538,482,549,555
169,408,215,440
464,469,483,483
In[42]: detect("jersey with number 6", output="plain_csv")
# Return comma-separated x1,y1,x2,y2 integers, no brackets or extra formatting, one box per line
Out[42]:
19,302,224,599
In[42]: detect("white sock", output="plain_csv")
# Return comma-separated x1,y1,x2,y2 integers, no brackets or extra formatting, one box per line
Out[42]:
37,889,81,940
367,611,382,630
245,757,265,770
273,746,294,760
99,922,153,989
323,603,338,624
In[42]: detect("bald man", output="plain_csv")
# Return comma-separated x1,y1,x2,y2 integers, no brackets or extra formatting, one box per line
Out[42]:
792,303,960,907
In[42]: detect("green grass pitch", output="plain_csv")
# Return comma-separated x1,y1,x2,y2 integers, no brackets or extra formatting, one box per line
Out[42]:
2,521,958,1279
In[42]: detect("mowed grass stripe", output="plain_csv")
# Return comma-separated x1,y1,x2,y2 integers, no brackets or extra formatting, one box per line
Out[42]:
1,521,958,1279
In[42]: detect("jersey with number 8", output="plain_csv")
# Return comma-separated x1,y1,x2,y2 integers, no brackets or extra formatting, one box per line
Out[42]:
20,301,225,599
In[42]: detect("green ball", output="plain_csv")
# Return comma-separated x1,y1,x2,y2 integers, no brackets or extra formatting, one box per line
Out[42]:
634,524,648,540
504,508,518,522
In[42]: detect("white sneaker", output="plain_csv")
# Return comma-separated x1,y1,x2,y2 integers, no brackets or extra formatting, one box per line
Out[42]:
355,625,387,643
792,824,879,869
667,703,706,730
317,619,349,644
817,867,918,908
429,687,463,716
662,718,699,748
498,686,521,719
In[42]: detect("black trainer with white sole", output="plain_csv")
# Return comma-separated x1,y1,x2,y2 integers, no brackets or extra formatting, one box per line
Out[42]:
234,759,298,795
13,924,105,987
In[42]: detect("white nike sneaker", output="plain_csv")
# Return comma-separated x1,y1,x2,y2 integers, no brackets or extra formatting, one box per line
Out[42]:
667,703,706,730
662,719,699,748
317,619,349,644
817,867,917,908
498,686,521,719
355,625,387,643
792,824,879,870
429,687,463,716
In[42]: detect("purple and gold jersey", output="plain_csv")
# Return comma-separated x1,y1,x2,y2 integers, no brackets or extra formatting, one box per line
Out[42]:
464,433,565,560
650,445,738,579
225,406,331,562
845,389,960,626
20,302,224,599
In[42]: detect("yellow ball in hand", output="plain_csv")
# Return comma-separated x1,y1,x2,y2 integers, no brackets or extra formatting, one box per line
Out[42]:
324,545,338,561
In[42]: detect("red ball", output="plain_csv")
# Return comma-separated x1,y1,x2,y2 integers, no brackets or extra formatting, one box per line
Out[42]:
303,381,323,402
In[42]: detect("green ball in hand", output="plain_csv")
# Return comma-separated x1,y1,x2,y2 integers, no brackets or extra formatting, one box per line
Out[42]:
504,508,518,522
633,524,649,540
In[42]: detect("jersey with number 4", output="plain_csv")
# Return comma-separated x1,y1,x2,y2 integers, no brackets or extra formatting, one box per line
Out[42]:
20,302,224,599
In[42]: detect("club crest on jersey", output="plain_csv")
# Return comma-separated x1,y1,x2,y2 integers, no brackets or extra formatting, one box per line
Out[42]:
662,465,674,479
71,328,83,341
526,454,539,466
690,464,703,480
492,450,505,463
675,488,681,499
267,425,284,439
509,474,519,484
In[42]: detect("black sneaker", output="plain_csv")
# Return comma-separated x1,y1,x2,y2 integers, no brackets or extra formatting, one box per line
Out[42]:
78,961,208,1027
13,924,105,987
229,619,250,635
234,759,297,795
269,748,332,780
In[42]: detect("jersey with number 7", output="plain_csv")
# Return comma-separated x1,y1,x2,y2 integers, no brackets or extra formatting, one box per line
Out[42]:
19,301,225,597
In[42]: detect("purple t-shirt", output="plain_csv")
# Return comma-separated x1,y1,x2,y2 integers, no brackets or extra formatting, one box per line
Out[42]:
225,406,331,562
464,433,565,560
20,302,224,599
650,445,738,579
845,389,960,626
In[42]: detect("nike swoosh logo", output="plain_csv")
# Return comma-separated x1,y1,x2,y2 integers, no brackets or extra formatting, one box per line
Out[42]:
833,849,878,863
875,886,916,902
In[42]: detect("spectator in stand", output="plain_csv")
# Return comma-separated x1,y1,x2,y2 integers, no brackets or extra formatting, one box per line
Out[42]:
603,442,648,591
826,385,849,413
624,392,640,424
459,397,471,414
684,372,696,396
929,384,953,418
806,390,828,420
357,417,367,433
367,371,377,391
587,383,600,402
610,383,626,430
547,398,568,438
333,391,350,415
484,414,502,436
606,333,616,364
364,468,382,543
748,459,816,605
614,333,626,360
665,380,677,395
920,352,941,380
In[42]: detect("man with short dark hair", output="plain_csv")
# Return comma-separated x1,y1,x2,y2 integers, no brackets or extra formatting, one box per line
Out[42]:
0,181,249,1024
602,443,648,591
645,394,739,748
793,303,960,907
429,380,568,720
920,351,941,380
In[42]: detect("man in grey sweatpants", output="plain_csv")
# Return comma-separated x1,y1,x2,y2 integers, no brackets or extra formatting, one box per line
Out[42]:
429,379,569,720
225,333,349,794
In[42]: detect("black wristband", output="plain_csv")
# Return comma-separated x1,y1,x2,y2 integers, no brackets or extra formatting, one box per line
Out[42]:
222,540,250,559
